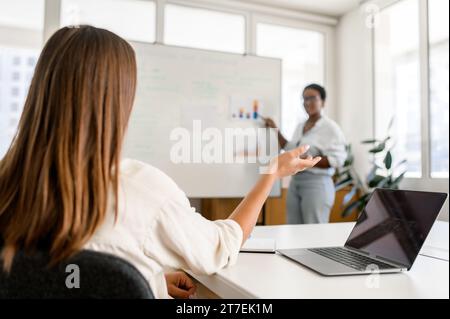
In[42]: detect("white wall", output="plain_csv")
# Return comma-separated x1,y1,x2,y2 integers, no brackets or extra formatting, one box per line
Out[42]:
336,7,373,181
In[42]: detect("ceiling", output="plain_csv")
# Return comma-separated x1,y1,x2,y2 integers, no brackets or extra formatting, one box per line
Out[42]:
243,0,362,17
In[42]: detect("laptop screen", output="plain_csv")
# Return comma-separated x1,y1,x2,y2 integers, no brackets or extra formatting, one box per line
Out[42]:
345,189,447,268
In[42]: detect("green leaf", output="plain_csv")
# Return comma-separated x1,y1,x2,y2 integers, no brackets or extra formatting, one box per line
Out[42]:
358,201,366,211
361,139,379,144
384,151,392,170
369,142,386,153
368,175,385,188
341,199,363,217
344,154,354,167
391,172,406,188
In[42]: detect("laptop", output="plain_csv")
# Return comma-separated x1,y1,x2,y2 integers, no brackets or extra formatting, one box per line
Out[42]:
277,189,448,275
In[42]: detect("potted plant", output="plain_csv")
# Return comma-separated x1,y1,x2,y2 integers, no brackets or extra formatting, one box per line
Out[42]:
336,118,407,218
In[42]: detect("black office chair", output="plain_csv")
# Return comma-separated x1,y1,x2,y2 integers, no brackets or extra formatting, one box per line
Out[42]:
0,249,154,299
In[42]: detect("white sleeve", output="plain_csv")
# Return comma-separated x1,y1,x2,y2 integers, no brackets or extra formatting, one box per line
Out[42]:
323,127,347,168
143,197,243,276
284,124,302,151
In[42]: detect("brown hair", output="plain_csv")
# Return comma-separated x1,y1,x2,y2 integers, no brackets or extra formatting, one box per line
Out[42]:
0,26,137,270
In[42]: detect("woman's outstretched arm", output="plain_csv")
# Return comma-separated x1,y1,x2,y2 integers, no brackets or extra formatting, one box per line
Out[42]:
228,145,321,244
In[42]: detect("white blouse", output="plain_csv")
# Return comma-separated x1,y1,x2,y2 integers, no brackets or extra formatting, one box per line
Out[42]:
84,158,243,299
284,115,347,176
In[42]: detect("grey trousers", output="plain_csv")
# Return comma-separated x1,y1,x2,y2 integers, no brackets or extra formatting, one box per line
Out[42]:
286,171,335,224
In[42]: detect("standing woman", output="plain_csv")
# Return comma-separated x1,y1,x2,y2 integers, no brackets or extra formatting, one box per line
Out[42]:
264,84,347,224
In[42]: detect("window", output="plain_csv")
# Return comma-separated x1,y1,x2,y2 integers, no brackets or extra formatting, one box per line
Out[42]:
256,23,324,139
429,0,449,178
60,0,156,42
374,0,421,177
0,0,44,159
0,0,44,30
164,4,245,54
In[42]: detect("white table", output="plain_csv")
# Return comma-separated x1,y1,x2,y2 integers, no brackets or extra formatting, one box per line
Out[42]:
189,221,449,299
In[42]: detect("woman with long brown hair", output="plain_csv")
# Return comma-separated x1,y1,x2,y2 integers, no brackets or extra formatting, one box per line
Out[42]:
0,26,321,298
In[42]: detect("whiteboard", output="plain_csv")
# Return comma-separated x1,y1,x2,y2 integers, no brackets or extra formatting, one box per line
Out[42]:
124,42,282,198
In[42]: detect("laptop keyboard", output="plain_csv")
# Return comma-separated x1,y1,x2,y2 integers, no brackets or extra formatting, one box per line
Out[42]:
308,247,397,271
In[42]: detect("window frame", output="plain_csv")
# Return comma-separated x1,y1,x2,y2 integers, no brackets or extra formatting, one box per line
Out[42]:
373,0,423,178
427,0,449,179
371,0,449,196
161,1,248,54
58,0,157,43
